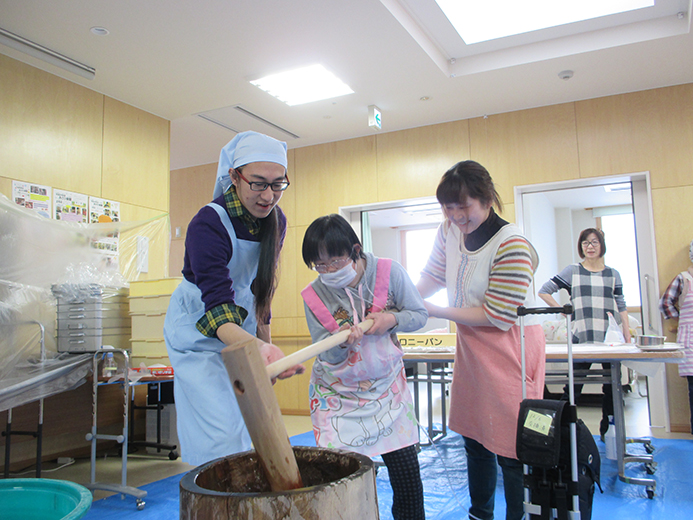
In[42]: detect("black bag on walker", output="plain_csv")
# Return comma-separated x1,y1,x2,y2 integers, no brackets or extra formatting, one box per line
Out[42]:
517,399,602,520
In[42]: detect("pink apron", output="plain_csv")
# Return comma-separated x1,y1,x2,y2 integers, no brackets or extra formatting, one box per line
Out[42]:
302,259,419,457
677,275,693,377
449,323,546,459
443,222,545,459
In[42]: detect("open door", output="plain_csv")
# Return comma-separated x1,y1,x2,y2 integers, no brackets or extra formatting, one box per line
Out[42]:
515,172,670,431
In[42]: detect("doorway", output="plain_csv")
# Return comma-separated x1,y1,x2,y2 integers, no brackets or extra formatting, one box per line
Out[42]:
340,196,449,332
514,171,670,431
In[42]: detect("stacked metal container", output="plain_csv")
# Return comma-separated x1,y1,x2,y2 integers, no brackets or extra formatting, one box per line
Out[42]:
52,283,131,353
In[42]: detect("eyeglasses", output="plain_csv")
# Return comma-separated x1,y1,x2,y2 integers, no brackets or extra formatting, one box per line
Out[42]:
235,169,290,192
312,256,352,273
581,240,600,248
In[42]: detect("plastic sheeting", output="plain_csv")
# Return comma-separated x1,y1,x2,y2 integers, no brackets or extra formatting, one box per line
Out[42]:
84,429,693,519
0,193,170,411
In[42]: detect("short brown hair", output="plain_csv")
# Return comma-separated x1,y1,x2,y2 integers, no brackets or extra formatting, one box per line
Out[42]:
436,160,503,212
577,228,606,259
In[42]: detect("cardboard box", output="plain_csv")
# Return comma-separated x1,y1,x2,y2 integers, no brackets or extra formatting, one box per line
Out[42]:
131,312,167,339
133,366,174,376
129,294,172,314
130,338,168,358
129,278,182,297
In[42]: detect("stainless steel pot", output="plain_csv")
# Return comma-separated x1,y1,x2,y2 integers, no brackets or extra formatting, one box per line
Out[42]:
636,335,666,347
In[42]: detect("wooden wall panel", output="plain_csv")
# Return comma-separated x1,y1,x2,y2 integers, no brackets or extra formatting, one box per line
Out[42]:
281,149,297,224
273,337,313,415
502,202,516,224
102,97,170,211
169,162,216,237
0,178,12,198
0,55,103,196
168,162,216,278
294,225,320,335
117,215,171,281
118,202,168,222
376,121,470,202
271,317,299,338
293,136,378,227
651,186,693,292
273,226,299,320
665,364,691,432
169,238,185,278
575,85,693,187
469,104,580,202
108,202,171,281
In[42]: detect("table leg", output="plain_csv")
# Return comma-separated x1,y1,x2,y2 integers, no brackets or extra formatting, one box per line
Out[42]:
410,362,421,441
611,361,656,498
426,362,434,440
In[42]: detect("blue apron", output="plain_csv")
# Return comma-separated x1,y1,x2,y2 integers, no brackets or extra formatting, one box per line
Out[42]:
164,203,260,466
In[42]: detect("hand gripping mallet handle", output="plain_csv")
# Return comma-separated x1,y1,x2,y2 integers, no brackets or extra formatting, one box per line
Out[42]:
265,319,374,380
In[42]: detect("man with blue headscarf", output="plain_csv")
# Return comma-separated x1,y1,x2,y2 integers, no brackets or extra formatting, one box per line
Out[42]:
164,131,304,465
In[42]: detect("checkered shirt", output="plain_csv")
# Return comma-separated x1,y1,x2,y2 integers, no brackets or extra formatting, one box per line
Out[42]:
539,263,627,343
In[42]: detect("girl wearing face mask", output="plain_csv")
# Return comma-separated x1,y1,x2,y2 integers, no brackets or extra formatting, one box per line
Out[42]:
301,214,428,520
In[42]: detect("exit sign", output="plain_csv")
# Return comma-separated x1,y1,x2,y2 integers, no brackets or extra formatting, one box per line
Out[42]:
368,105,382,130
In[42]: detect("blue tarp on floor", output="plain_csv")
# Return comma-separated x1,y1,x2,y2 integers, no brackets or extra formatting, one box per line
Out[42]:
85,428,693,519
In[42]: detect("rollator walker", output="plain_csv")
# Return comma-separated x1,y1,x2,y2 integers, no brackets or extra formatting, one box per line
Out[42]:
517,304,601,520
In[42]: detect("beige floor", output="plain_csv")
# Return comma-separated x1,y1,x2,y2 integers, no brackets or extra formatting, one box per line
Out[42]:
15,378,691,503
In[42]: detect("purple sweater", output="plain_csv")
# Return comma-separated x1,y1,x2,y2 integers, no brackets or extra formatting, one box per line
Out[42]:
181,193,287,315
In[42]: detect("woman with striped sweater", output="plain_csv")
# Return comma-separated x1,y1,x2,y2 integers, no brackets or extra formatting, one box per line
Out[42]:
417,160,544,520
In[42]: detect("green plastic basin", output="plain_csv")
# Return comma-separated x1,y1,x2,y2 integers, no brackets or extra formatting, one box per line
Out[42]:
0,478,92,520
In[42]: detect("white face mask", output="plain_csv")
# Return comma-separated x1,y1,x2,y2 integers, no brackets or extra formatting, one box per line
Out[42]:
319,262,357,289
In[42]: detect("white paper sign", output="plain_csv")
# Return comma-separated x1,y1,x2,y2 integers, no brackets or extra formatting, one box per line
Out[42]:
12,180,52,218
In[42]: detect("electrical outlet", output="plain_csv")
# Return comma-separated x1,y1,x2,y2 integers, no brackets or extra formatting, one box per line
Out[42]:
57,457,74,464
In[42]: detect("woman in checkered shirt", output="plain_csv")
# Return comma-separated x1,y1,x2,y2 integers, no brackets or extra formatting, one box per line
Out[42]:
538,228,631,440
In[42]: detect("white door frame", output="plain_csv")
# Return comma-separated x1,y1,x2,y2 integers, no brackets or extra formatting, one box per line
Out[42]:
514,171,671,431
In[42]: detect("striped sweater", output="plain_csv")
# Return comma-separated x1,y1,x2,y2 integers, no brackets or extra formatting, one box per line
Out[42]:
422,216,535,330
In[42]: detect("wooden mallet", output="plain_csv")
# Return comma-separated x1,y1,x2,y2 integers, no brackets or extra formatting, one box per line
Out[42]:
221,320,373,491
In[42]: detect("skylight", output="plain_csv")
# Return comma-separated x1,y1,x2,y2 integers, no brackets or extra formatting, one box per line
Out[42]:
250,64,354,106
435,0,655,44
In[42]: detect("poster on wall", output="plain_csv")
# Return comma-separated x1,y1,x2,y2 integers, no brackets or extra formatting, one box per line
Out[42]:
12,180,52,218
89,196,121,270
53,189,89,223
89,197,120,224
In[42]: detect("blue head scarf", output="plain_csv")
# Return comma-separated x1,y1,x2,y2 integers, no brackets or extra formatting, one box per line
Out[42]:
213,131,288,199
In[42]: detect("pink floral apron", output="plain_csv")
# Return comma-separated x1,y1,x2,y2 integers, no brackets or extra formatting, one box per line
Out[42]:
677,275,693,377
301,258,419,458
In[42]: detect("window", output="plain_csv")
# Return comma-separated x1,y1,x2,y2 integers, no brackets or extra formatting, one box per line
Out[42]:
403,227,448,307
600,213,641,307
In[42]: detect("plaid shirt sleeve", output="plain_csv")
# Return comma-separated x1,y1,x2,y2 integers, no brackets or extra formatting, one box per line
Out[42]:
659,274,683,319
196,303,249,338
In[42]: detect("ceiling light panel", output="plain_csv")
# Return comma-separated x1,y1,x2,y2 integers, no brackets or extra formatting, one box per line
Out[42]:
250,64,354,106
435,0,655,44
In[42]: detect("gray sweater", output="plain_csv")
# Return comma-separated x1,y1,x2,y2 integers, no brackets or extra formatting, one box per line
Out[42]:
304,252,428,364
